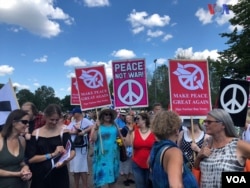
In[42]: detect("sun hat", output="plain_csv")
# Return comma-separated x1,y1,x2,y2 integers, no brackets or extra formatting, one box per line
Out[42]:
120,109,127,116
99,107,117,119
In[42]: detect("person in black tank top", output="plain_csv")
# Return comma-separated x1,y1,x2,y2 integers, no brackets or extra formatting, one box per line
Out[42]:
0,109,32,188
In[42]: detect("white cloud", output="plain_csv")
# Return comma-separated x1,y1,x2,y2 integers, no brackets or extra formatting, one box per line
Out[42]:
127,9,170,34
83,0,110,7
175,47,220,60
33,82,40,87
132,26,144,34
12,82,30,90
195,0,238,26
111,49,136,59
34,55,48,63
162,34,173,42
228,24,243,32
64,57,88,67
215,13,234,26
0,0,74,38
195,8,213,25
155,58,167,65
0,65,14,76
67,72,76,78
147,30,164,38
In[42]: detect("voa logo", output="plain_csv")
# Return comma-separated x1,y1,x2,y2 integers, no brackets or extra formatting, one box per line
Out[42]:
226,176,246,184
208,4,230,15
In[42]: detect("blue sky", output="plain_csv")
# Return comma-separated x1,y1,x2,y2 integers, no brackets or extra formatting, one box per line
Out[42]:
0,0,240,99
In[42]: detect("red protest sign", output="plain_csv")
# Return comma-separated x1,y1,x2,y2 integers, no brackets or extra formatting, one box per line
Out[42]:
112,58,148,108
168,59,212,116
70,77,80,105
75,65,111,110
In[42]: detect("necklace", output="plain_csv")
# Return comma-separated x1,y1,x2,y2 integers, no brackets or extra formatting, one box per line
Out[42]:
140,128,149,134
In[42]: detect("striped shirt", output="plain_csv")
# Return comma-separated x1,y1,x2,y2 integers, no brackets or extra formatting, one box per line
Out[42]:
200,138,244,188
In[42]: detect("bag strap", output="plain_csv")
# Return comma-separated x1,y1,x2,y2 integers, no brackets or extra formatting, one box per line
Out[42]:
114,122,125,146
151,141,192,171
150,141,175,168
60,128,64,143
35,128,40,141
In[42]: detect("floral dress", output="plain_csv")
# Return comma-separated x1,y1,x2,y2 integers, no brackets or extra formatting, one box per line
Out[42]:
92,125,119,187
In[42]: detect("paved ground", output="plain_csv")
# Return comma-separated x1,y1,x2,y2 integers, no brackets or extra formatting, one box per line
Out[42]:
69,172,136,188
69,154,136,188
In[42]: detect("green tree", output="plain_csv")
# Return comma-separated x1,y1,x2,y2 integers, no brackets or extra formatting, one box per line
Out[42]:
218,0,250,79
16,89,35,106
61,95,72,112
149,64,169,110
109,79,113,96
207,57,222,106
34,85,60,111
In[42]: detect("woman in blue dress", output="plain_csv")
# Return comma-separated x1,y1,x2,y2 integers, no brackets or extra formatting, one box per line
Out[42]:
90,108,120,188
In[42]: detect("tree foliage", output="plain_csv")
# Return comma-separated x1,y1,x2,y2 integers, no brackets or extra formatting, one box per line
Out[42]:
148,64,169,110
16,89,35,106
218,0,250,79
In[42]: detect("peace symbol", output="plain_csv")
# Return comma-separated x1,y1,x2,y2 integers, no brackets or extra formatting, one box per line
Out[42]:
117,80,143,106
175,63,204,90
220,84,247,114
79,69,103,89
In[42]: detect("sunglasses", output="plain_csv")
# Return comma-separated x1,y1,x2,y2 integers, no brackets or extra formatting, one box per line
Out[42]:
135,117,140,121
19,120,29,125
203,120,221,125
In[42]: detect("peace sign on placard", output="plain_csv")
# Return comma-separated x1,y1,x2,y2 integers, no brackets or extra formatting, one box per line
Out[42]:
79,69,103,89
117,80,143,106
218,78,250,127
220,84,247,114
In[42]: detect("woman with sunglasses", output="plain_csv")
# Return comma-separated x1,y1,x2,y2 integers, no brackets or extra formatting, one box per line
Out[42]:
124,112,155,188
0,109,32,188
90,107,120,188
193,108,250,188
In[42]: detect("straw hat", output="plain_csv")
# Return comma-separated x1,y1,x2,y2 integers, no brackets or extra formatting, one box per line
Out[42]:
99,107,117,119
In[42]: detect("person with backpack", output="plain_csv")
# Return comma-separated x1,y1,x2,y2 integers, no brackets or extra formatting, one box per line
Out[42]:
149,110,199,188
67,107,93,188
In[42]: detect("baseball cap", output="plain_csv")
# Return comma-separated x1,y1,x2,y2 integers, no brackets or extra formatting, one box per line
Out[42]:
71,107,82,114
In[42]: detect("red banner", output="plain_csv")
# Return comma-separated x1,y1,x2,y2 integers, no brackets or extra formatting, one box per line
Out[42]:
75,65,111,110
70,77,80,105
247,76,250,107
168,59,212,116
112,58,148,109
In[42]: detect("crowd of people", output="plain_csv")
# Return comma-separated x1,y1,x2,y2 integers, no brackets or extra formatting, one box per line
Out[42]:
1,101,250,188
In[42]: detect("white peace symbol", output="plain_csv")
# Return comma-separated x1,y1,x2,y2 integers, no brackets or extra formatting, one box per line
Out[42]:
80,70,103,89
176,64,204,90
117,80,143,106
220,84,247,114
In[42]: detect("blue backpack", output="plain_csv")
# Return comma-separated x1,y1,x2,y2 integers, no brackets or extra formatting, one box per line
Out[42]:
149,140,199,188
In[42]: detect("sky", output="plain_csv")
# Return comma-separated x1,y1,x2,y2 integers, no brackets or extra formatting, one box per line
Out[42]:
0,0,240,99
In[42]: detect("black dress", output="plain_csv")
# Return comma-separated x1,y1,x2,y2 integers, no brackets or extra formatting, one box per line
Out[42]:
26,131,74,188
